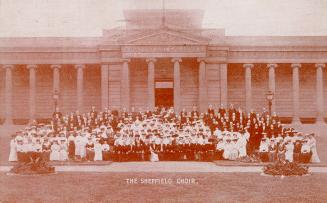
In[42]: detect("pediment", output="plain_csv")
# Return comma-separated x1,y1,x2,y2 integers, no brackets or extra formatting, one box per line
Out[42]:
121,29,209,45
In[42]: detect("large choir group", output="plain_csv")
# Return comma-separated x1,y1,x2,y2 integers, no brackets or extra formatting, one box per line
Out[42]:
8,105,320,163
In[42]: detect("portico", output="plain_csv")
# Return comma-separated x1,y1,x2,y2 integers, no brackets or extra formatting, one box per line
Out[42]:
0,9,326,125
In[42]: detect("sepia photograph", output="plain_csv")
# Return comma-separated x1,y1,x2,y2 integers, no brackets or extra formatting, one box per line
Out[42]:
0,0,327,202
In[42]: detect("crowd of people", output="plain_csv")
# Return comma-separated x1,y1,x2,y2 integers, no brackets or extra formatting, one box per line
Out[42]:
8,104,320,164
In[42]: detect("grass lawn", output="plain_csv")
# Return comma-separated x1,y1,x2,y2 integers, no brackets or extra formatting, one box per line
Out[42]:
0,172,326,203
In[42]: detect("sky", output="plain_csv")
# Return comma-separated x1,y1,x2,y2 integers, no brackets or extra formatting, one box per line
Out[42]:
0,0,326,37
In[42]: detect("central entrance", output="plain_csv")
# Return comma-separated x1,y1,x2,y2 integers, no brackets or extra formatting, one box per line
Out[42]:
155,81,174,108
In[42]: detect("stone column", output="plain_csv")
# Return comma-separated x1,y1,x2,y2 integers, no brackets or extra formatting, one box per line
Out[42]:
220,63,228,107
27,65,37,122
146,58,156,111
243,64,253,113
291,63,301,125
101,64,109,111
75,64,85,111
2,65,14,125
51,65,61,92
315,63,326,124
51,65,61,110
198,58,207,113
172,57,182,113
267,64,277,113
121,59,131,111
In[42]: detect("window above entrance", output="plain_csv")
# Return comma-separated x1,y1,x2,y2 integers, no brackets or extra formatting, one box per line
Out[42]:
155,81,173,89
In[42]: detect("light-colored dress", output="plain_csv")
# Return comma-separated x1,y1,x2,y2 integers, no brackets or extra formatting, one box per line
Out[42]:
59,143,68,161
285,143,294,162
79,137,87,158
94,143,103,161
74,135,82,156
8,139,17,162
309,138,320,163
150,146,159,162
237,136,247,158
50,144,60,161
229,142,239,160
223,143,232,160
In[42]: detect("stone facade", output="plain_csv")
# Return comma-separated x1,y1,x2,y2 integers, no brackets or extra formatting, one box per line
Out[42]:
0,10,326,124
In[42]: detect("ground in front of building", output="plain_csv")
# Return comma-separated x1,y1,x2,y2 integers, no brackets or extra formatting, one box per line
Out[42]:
0,172,326,202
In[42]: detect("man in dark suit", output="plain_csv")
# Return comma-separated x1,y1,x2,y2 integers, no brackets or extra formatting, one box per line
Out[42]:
218,104,226,117
207,104,215,115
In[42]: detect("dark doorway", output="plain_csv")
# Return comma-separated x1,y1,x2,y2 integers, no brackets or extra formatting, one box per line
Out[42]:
155,88,173,108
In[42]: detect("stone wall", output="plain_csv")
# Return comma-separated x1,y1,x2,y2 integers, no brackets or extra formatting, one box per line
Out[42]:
59,66,77,114
35,66,53,119
206,63,221,108
299,64,316,117
108,64,122,110
275,64,293,117
180,59,198,111
252,64,269,113
130,59,148,110
82,66,101,113
227,64,245,109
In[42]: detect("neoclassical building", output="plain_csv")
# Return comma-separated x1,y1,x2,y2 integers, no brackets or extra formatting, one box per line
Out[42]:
0,9,326,125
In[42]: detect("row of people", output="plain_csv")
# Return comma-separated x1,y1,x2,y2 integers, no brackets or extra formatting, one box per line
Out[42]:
8,105,320,163
52,105,283,138
9,127,320,163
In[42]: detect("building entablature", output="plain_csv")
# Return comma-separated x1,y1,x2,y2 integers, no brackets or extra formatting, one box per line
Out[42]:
0,28,327,64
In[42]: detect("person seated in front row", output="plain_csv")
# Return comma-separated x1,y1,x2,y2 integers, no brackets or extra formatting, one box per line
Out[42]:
216,138,225,160
293,140,302,163
300,139,312,163
86,137,95,161
259,138,269,162
101,141,110,161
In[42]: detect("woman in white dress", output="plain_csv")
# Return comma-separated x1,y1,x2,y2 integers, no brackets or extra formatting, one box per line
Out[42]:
308,134,320,163
74,133,82,158
8,136,18,162
79,134,88,159
223,139,232,160
285,141,294,162
94,139,103,161
50,140,60,161
150,142,159,162
229,139,239,160
59,139,68,161
237,133,248,158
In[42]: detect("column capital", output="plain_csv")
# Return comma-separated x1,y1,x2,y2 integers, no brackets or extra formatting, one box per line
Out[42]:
27,64,38,70
122,58,131,63
146,58,157,63
197,57,206,63
267,63,278,69
243,63,254,69
50,64,61,69
171,57,182,63
315,63,326,69
291,63,301,69
74,64,85,69
1,64,14,70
